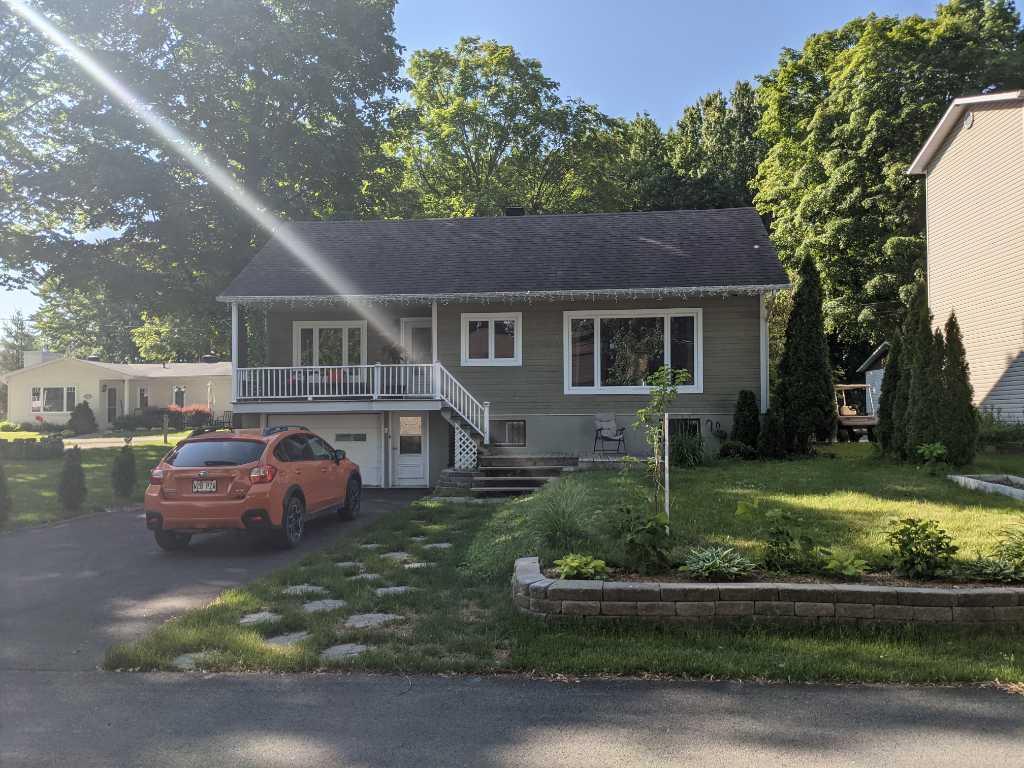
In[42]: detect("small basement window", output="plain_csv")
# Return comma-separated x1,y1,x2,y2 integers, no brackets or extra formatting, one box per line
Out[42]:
490,419,526,447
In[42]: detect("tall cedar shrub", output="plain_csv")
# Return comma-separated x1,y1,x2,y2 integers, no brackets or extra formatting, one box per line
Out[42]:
941,313,978,465
68,401,98,436
876,336,901,454
892,283,928,459
58,446,87,511
757,407,788,459
731,390,761,448
0,462,11,526
775,257,835,453
111,445,137,500
907,327,946,458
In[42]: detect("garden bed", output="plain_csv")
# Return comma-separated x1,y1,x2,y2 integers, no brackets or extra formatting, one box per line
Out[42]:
948,474,1024,502
515,557,1024,627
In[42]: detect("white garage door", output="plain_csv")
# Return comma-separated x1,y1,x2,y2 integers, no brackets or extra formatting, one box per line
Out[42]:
267,414,383,486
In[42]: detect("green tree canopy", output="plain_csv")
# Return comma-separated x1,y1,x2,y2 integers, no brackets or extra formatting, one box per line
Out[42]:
384,36,621,217
754,0,1023,349
3,0,404,360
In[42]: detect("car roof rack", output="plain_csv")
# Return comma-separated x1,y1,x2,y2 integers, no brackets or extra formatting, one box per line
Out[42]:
261,424,310,436
188,424,236,438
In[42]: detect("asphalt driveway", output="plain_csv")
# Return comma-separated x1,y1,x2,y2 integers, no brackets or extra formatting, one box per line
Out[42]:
0,489,424,672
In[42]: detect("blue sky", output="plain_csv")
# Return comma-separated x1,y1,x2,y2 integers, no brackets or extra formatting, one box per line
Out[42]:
4,0,938,324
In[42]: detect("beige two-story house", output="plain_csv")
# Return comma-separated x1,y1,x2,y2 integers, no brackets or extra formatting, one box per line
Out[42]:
908,90,1024,421
219,208,789,488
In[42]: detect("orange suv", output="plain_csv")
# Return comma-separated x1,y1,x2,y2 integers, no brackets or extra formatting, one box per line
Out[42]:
144,425,362,551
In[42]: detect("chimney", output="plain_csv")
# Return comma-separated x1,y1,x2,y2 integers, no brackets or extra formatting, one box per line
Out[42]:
504,206,526,217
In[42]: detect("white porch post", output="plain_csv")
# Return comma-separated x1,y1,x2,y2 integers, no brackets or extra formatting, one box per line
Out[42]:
483,401,490,445
431,301,438,363
759,292,770,412
123,378,130,417
231,302,239,402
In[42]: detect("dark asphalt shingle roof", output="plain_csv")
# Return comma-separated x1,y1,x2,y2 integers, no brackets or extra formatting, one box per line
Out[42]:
219,208,788,300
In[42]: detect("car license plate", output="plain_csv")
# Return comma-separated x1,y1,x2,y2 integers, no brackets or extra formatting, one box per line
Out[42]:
192,479,217,493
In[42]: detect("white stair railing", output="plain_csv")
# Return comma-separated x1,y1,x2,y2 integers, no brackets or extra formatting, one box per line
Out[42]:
434,362,489,444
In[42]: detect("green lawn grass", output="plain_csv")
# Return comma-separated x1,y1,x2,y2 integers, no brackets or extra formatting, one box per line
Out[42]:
105,447,1024,683
0,431,43,441
2,443,171,529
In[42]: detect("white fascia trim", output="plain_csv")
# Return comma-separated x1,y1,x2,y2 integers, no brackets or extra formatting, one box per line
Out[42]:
460,311,523,367
218,284,792,305
562,307,704,395
908,90,1024,175
759,292,770,412
232,400,443,414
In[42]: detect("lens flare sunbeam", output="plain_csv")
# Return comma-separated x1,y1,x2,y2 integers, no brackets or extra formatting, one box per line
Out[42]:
6,0,401,345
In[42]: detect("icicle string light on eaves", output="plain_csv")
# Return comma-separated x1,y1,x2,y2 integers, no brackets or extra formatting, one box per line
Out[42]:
219,283,792,309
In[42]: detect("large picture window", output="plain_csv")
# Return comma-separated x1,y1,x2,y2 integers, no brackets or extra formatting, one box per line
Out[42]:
31,385,76,413
563,308,702,394
460,313,522,366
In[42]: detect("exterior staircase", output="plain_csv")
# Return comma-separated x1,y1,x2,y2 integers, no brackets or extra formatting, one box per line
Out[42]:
471,455,579,498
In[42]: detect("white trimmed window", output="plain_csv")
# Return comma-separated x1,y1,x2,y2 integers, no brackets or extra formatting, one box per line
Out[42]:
293,321,367,367
460,312,522,366
563,308,703,394
31,385,76,413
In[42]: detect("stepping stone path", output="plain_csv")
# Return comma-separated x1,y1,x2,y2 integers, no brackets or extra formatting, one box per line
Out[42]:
343,612,403,629
359,543,383,550
320,643,369,662
410,536,427,542
404,562,433,570
281,584,328,596
302,599,348,614
239,611,281,626
172,652,207,671
334,561,361,570
348,573,381,581
381,551,412,561
265,631,310,647
423,542,452,550
375,585,415,596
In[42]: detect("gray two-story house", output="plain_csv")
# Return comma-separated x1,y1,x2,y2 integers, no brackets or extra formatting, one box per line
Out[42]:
219,208,788,488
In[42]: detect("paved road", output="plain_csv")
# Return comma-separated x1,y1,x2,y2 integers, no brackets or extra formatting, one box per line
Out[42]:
0,489,423,671
3,672,1022,767
3,490,1023,767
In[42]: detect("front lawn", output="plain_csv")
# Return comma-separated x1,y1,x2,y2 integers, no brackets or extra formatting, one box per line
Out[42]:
0,431,43,441
106,447,1024,683
467,444,1024,580
1,443,171,529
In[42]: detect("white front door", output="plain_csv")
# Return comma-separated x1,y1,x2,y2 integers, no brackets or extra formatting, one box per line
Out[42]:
401,318,433,363
394,413,428,487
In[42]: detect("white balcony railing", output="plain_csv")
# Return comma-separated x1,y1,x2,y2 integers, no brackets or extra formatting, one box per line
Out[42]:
234,362,489,443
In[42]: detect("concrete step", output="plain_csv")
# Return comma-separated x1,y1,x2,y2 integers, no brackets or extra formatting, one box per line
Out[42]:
471,486,538,498
477,455,578,468
473,476,551,488
477,465,565,477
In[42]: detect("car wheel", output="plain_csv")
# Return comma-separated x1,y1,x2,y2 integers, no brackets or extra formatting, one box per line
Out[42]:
338,474,362,521
154,529,192,551
274,494,306,549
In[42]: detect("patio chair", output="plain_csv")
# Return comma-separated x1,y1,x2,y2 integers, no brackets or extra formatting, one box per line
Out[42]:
593,413,626,455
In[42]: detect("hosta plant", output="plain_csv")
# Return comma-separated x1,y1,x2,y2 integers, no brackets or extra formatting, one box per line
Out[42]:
553,553,609,581
681,546,756,581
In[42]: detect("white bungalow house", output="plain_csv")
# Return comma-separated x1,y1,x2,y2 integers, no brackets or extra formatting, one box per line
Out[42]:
2,351,232,430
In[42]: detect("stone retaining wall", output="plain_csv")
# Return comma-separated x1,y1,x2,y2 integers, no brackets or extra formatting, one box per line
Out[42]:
512,557,1024,626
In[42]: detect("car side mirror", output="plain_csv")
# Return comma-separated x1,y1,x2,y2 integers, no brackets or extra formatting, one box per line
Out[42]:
333,448,346,463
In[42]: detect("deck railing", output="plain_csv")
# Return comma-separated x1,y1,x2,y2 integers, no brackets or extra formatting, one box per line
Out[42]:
234,362,488,442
